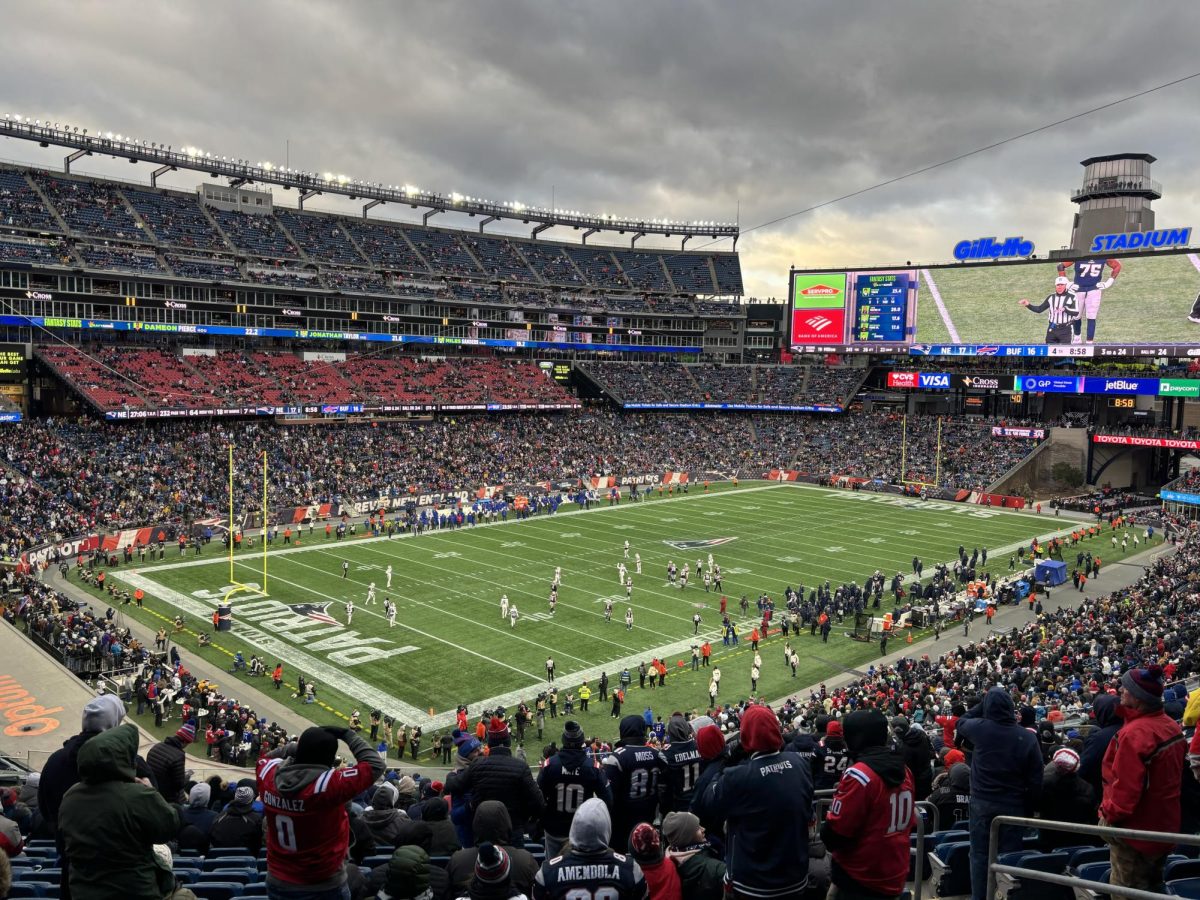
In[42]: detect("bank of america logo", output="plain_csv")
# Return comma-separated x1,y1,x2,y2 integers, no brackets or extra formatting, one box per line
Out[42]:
805,315,834,330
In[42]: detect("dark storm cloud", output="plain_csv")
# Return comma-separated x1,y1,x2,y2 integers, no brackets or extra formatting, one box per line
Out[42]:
2,0,1198,294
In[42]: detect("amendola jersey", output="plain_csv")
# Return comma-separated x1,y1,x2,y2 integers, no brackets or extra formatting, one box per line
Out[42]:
534,849,647,900
257,755,378,884
824,761,916,896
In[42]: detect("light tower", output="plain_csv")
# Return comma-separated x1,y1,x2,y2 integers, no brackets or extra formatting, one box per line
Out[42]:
1063,153,1159,256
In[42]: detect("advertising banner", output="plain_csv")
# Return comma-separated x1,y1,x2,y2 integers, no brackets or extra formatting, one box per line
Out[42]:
1081,377,1159,395
1093,434,1200,451
991,426,1046,439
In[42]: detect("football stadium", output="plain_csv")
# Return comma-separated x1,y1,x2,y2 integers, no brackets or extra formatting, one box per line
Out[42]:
2,6,1200,900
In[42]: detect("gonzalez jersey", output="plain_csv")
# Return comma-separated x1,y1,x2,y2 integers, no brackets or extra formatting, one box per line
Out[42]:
659,738,703,813
815,738,851,791
824,762,916,896
537,752,613,839
533,849,647,900
257,755,377,885
604,744,667,831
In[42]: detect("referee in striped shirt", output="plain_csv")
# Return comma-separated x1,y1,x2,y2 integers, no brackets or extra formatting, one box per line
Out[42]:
1019,276,1081,344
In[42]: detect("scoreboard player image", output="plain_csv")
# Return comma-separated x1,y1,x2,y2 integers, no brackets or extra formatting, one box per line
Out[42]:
911,250,1199,346
1017,276,1080,344
1057,257,1121,344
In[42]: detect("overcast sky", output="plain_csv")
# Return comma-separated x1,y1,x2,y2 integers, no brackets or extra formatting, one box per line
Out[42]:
3,0,1200,299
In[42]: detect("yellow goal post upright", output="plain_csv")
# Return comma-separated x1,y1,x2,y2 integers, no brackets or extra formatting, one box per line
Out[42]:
899,414,943,491
221,444,270,605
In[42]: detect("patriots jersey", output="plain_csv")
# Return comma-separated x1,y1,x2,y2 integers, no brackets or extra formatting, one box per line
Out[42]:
537,752,612,839
603,744,666,833
533,848,648,900
815,739,851,791
257,755,377,885
1066,258,1109,291
659,738,703,813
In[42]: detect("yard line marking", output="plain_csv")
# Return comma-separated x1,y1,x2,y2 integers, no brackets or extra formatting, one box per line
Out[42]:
922,268,960,343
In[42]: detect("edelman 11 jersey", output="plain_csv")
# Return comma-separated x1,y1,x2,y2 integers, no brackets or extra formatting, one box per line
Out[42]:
659,738,702,813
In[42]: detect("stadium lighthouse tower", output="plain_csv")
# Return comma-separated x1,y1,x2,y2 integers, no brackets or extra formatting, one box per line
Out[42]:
1059,153,1159,257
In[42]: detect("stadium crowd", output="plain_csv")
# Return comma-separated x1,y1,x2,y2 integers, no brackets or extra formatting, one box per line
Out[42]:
5,523,1198,898
580,361,865,407
0,411,1043,553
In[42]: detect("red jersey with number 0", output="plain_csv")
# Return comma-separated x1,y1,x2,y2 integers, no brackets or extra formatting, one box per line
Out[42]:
824,761,915,895
257,755,377,884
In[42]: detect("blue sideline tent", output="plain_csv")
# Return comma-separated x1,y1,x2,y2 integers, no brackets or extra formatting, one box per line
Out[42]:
1035,559,1067,586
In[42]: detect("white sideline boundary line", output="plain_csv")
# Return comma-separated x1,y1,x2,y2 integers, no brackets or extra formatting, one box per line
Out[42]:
117,480,1074,728
922,268,961,344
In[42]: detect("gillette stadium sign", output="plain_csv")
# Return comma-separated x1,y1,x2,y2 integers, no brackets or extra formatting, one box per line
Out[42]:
1089,227,1191,253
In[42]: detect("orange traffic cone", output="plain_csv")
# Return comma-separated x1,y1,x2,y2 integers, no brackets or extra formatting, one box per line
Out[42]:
906,629,913,644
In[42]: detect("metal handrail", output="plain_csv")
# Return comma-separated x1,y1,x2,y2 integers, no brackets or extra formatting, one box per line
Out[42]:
986,815,1200,900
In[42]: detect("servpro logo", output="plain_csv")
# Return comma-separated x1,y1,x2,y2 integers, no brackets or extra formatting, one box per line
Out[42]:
798,285,841,297
0,674,63,736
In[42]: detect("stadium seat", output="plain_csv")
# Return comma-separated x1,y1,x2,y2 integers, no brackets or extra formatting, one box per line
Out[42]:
929,841,972,898
6,884,49,898
1166,861,1200,883
1166,879,1200,899
202,856,255,871
1071,862,1110,900
1068,847,1111,871
200,869,255,884
172,867,202,884
1001,851,1072,900
429,855,451,869
173,857,204,869
207,846,257,858
189,883,245,900
362,854,393,868
240,884,267,896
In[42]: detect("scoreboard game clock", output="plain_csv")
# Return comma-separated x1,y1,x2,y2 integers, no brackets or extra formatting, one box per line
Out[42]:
1108,396,1136,409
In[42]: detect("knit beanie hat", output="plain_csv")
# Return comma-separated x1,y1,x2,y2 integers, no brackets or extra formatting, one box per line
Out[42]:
188,783,211,808
629,822,663,862
662,811,702,848
562,720,586,748
486,716,510,746
1121,665,1165,708
395,775,418,801
373,782,399,810
458,736,482,759
295,726,338,765
175,722,197,745
81,693,126,732
695,724,726,760
738,704,782,754
826,719,843,737
1052,747,1080,774
233,785,255,806
944,748,966,768
474,841,511,884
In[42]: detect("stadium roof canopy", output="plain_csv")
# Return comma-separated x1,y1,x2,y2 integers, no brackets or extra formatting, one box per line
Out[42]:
0,116,739,248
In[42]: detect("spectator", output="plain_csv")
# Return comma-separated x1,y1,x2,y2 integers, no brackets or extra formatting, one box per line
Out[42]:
956,686,1043,900
445,717,544,844
39,693,150,900
603,715,666,852
0,813,23,858
1099,665,1186,891
1079,692,1121,798
207,784,263,855
419,796,461,856
891,715,934,800
257,724,385,900
927,762,971,829
658,714,701,814
662,811,725,900
176,783,218,854
628,822,681,900
363,782,410,846
58,722,180,900
1036,748,1095,848
447,801,538,899
373,845,432,900
693,704,813,900
463,841,524,900
537,720,612,857
821,710,916,900
532,797,647,899
147,721,195,804
365,830,450,899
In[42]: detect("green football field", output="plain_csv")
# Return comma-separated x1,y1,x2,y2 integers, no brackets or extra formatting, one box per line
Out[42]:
915,251,1200,345
109,481,1079,745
